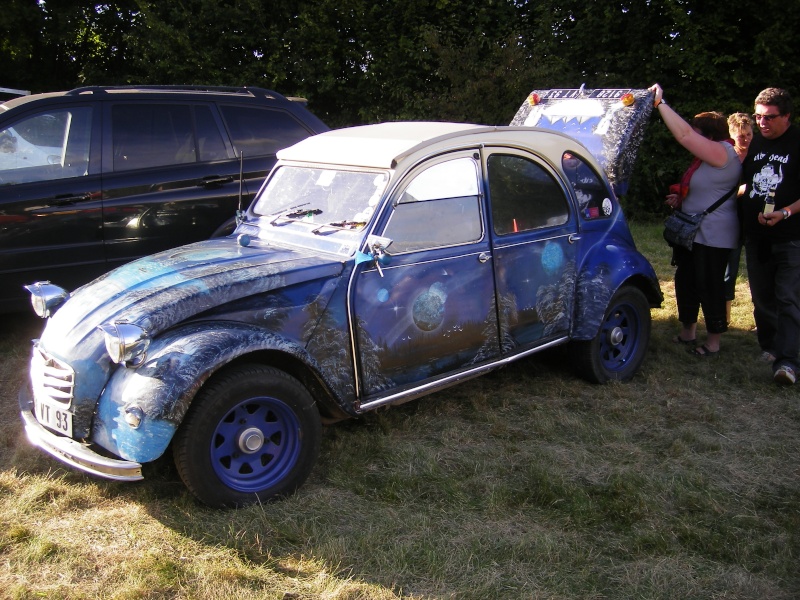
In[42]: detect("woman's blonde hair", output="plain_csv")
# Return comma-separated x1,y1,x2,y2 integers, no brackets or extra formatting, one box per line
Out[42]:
727,112,754,131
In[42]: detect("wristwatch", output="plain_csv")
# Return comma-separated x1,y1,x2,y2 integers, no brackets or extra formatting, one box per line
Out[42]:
781,208,791,219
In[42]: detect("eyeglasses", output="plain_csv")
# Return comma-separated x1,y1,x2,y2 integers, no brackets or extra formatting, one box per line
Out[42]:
753,113,782,122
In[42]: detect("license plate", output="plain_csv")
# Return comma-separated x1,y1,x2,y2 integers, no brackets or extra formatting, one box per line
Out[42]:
34,396,73,437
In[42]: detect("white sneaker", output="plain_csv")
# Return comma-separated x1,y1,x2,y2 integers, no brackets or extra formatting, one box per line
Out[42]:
760,351,776,363
774,365,796,386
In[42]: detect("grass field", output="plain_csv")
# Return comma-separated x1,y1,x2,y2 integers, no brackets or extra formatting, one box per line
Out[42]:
1,222,798,599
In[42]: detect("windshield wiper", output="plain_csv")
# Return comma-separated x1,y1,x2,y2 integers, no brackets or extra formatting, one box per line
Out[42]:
270,207,323,226
311,220,367,234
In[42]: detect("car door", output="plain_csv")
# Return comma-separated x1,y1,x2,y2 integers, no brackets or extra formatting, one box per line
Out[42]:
100,100,246,266
0,104,102,312
484,148,578,352
351,152,500,398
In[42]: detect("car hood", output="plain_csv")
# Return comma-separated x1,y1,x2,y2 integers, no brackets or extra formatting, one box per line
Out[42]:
510,87,654,194
40,237,345,353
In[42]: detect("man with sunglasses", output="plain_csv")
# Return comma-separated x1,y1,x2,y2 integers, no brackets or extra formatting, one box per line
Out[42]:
741,87,800,385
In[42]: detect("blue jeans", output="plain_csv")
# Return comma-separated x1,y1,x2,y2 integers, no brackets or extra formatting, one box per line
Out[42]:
745,239,800,372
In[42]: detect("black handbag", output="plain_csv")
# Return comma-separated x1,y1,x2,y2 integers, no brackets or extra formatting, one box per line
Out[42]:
663,184,738,251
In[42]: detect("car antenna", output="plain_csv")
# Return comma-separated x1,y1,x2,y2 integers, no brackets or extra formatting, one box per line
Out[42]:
236,150,245,225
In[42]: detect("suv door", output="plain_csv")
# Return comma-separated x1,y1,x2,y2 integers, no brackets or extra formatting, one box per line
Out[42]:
352,152,500,399
100,101,245,264
0,104,102,311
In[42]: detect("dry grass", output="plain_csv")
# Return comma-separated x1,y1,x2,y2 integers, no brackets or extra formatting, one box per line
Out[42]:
0,222,798,599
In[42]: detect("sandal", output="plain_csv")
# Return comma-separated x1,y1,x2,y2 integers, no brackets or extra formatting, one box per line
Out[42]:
673,335,696,345
689,344,719,358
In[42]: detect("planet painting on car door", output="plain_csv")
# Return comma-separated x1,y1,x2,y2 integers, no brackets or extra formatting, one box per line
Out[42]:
412,282,448,331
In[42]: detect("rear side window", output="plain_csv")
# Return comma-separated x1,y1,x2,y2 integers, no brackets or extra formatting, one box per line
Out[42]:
0,107,92,184
219,105,311,157
488,154,569,235
112,104,195,171
561,152,613,220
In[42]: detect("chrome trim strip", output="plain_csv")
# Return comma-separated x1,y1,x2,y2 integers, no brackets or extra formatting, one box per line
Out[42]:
491,231,572,251
356,336,569,412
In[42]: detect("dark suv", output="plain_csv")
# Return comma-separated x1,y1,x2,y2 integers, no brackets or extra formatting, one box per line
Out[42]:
0,85,328,312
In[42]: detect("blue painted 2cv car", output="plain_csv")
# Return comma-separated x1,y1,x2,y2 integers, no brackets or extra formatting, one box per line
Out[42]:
19,88,662,507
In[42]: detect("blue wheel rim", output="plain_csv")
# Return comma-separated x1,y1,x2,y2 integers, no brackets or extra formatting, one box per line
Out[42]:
210,396,301,493
598,301,640,373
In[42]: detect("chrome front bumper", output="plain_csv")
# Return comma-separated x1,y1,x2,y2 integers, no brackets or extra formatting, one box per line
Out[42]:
18,384,143,481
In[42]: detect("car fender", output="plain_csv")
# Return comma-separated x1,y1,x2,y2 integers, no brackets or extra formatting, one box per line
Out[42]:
91,321,340,463
572,241,661,340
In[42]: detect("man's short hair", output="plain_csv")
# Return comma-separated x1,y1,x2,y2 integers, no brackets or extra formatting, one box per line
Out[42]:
754,88,792,116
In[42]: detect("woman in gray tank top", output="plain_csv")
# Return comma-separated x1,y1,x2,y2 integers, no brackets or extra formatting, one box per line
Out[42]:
650,83,742,357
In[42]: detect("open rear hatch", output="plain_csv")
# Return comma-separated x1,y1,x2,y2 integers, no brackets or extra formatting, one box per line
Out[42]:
511,86,653,194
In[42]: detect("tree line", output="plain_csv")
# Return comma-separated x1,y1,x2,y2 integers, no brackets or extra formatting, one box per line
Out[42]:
3,0,798,216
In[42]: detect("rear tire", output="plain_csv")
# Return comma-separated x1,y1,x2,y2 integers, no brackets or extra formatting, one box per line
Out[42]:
570,286,651,383
173,364,321,508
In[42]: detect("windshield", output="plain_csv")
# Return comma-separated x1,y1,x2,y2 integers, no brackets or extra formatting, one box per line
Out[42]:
253,165,389,230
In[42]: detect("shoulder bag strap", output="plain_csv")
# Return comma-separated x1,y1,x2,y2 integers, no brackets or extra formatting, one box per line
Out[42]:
701,183,739,216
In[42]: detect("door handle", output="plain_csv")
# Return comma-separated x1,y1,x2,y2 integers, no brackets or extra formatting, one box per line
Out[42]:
199,175,234,187
568,234,581,244
52,193,91,206
478,252,491,263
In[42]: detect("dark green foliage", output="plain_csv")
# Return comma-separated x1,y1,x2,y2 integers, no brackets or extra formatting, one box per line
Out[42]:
2,0,799,210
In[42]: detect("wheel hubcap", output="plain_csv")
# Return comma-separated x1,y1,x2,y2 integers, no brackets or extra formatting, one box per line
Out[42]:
238,427,265,454
608,326,625,346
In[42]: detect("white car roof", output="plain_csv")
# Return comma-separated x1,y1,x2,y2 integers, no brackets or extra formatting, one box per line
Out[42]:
277,122,488,169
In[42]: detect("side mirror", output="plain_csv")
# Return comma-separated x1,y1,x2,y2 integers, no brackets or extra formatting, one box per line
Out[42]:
361,235,393,277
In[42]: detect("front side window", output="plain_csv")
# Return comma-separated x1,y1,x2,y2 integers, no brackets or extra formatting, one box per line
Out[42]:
383,156,483,253
0,107,92,184
488,154,569,235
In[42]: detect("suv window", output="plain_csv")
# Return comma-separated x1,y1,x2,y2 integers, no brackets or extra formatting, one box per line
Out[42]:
194,105,228,162
488,154,569,234
219,105,312,157
0,107,92,184
112,104,197,171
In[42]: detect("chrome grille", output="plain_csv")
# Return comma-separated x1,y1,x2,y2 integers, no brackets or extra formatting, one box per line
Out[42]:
31,344,75,406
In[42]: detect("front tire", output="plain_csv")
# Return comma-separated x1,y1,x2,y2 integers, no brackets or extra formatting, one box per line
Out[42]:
173,364,321,508
570,286,651,383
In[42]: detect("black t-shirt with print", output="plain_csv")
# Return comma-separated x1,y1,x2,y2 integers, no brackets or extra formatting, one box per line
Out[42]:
742,124,800,243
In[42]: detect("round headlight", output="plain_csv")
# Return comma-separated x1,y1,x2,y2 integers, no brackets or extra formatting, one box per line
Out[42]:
24,282,69,318
98,322,151,366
